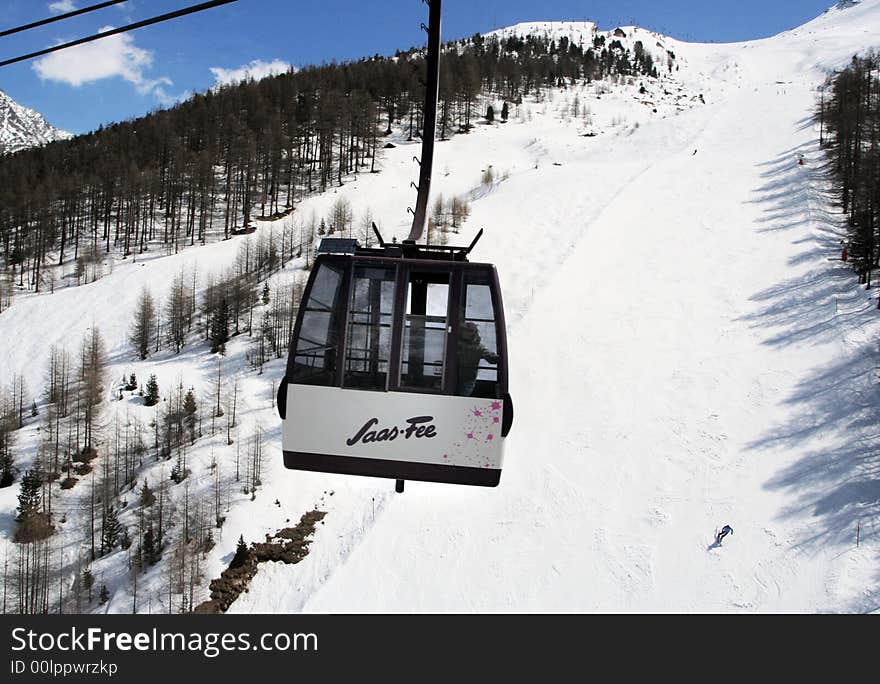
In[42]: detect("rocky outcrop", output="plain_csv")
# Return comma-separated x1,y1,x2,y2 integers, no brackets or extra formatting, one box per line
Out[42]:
193,510,327,614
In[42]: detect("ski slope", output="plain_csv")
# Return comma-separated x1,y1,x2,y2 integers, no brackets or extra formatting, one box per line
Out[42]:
231,1,880,613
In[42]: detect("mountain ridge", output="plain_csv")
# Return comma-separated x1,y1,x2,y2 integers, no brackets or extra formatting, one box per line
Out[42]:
0,88,71,155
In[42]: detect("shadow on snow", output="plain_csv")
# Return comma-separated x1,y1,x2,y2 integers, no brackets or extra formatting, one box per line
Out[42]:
743,142,880,613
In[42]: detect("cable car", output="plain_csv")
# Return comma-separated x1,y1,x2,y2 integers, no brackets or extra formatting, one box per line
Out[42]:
277,232,512,488
277,0,513,489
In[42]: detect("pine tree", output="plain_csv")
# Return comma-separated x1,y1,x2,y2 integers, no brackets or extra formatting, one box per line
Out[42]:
139,480,156,507
15,470,52,542
501,101,509,122
0,400,15,488
16,470,42,522
230,534,249,568
170,459,187,484
143,526,158,565
0,450,13,488
98,584,109,605
102,505,122,553
261,282,270,305
486,104,495,122
82,568,95,602
209,296,230,354
183,389,198,442
144,375,159,407
130,288,156,360
203,529,215,553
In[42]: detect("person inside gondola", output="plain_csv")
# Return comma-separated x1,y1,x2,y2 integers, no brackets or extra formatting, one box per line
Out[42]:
457,321,499,397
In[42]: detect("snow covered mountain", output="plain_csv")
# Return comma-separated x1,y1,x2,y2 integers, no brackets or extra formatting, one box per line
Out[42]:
2,0,880,614
0,88,71,155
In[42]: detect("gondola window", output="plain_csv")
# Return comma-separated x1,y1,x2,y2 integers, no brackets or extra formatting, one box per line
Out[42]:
344,265,396,390
457,277,500,398
401,273,449,391
291,262,344,385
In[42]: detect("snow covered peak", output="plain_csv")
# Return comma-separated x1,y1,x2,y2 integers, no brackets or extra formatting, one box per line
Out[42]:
486,1,880,56
484,21,598,43
789,0,880,34
480,21,678,77
483,20,670,50
0,88,71,155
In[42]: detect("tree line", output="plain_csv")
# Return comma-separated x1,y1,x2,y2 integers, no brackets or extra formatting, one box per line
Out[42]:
0,31,668,299
817,52,880,289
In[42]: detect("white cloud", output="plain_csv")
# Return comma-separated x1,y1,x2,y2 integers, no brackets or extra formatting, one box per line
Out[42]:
153,86,192,108
32,26,172,101
210,59,292,88
48,1,77,14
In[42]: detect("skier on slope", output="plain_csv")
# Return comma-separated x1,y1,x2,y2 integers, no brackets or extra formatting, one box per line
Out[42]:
715,524,733,545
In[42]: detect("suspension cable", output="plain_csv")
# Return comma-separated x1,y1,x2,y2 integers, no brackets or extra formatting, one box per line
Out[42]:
0,1,131,39
0,0,240,69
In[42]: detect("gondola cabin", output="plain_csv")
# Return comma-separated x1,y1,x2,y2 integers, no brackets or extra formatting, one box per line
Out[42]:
277,235,512,487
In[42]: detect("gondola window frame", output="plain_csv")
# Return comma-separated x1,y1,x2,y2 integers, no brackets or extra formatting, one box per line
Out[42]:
289,259,348,387
342,263,398,392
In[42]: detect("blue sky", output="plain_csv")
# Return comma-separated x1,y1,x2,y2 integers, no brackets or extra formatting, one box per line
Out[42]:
0,0,838,134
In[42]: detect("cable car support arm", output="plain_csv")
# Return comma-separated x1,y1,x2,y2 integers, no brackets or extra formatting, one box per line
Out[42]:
407,0,442,242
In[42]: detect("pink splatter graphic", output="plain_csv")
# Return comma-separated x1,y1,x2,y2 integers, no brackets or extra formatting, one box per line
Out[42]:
457,401,505,465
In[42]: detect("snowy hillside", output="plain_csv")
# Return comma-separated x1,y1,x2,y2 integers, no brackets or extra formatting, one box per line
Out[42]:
1,0,879,614
0,88,71,155
237,1,880,613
